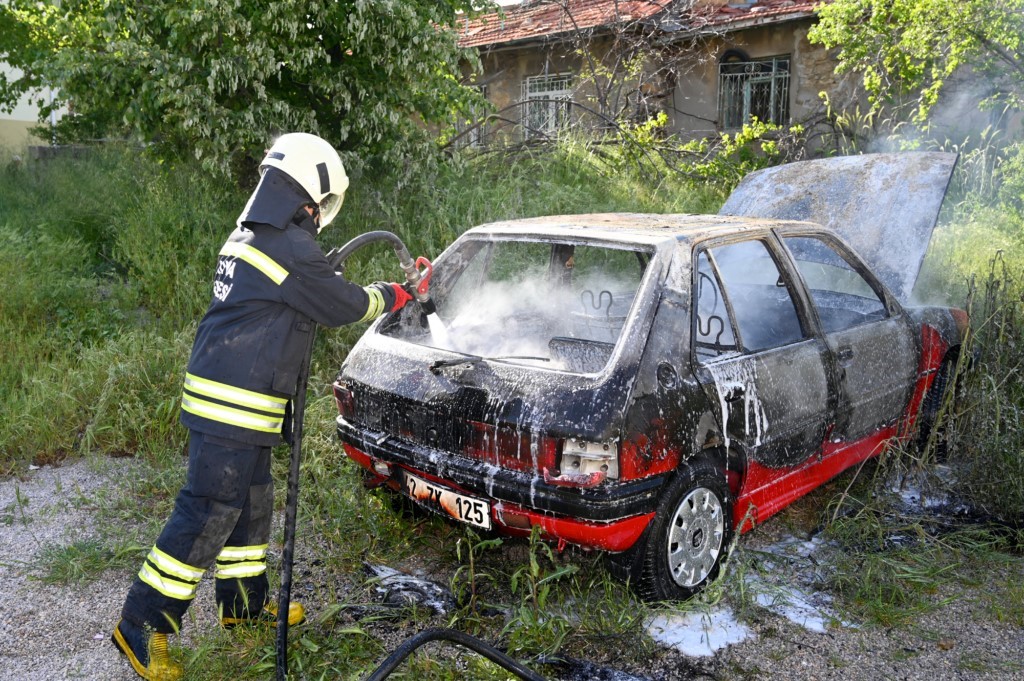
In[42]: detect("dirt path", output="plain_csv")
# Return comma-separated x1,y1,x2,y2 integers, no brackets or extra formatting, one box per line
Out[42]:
1,459,1021,680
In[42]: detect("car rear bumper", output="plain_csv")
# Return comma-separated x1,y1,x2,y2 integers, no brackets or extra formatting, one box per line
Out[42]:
337,417,663,551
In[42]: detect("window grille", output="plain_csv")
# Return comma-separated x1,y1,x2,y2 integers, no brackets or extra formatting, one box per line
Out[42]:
521,73,573,139
718,56,790,130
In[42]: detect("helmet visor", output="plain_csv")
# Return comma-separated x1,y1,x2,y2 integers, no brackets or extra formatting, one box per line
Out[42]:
318,192,344,229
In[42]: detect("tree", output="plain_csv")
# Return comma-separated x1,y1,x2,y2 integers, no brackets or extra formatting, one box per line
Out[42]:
808,0,1024,124
0,0,488,175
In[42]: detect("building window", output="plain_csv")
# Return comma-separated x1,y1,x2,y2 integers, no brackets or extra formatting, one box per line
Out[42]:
718,55,790,130
454,85,489,149
521,73,573,139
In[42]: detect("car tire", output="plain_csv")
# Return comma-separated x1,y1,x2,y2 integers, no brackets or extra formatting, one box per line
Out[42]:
617,460,734,601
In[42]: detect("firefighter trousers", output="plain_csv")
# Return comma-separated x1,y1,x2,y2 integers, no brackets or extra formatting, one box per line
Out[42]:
121,430,274,633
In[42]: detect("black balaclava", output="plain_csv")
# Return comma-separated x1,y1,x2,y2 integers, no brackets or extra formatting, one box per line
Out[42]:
237,167,316,231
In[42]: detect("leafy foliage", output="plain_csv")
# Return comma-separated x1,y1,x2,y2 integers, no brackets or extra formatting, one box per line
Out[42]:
996,142,1024,218
809,0,1024,123
0,0,487,175
676,118,806,190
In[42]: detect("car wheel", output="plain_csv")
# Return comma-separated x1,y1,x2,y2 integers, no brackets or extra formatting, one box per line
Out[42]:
632,461,734,601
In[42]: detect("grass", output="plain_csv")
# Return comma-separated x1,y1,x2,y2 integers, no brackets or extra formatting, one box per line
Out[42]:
0,483,31,527
987,577,1024,627
819,474,1023,628
33,539,144,584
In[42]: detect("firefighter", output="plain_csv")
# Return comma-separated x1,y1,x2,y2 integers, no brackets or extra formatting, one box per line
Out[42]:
112,133,412,680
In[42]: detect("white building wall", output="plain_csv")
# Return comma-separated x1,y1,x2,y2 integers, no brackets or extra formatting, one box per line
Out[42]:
0,62,55,153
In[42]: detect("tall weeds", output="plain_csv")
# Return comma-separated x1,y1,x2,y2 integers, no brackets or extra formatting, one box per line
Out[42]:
946,254,1024,521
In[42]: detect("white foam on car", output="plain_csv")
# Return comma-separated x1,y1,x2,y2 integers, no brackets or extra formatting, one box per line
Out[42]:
706,360,769,449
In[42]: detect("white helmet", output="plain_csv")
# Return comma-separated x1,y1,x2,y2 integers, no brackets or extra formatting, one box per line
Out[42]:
260,133,349,229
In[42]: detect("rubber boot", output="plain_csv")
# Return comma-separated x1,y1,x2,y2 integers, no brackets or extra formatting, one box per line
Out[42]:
220,600,305,628
111,619,183,681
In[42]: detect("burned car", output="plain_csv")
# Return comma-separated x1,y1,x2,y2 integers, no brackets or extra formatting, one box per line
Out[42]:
332,153,967,600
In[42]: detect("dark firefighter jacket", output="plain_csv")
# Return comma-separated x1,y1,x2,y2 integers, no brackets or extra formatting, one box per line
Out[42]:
180,168,396,446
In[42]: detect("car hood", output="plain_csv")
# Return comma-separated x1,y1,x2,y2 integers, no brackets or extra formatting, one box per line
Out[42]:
719,152,957,302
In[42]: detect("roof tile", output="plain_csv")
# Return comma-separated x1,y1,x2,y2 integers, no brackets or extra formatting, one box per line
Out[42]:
456,0,819,48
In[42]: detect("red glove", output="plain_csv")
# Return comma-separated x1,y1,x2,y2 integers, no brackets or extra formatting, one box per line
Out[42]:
389,282,413,311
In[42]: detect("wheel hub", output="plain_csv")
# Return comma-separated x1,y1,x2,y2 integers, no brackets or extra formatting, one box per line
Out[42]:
691,527,704,548
666,486,724,588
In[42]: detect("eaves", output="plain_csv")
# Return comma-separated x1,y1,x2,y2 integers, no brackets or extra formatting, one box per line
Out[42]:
468,20,663,55
660,9,818,44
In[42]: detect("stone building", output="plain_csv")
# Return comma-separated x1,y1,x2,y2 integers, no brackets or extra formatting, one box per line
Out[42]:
453,0,859,145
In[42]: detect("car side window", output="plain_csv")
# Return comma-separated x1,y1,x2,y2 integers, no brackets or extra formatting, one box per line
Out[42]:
694,240,806,360
709,240,806,353
783,236,888,333
694,251,739,361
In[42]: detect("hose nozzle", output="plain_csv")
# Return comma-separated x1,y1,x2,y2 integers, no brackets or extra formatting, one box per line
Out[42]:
401,255,435,315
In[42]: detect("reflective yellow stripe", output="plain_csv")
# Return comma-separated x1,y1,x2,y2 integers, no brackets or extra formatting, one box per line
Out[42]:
215,561,267,579
148,547,203,582
358,286,386,323
217,545,268,561
220,242,289,285
181,395,284,433
184,373,287,413
139,564,198,601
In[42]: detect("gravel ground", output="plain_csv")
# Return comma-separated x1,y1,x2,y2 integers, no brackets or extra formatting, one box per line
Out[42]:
0,458,217,681
1,458,1021,681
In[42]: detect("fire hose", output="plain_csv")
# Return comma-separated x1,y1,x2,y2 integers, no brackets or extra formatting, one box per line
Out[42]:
278,231,537,679
364,628,546,681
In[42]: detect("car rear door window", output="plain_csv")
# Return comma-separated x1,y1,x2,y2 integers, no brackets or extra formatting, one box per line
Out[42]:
697,240,805,355
694,251,739,360
783,236,888,333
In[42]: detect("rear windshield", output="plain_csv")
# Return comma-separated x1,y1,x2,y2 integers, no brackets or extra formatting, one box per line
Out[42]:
379,237,653,373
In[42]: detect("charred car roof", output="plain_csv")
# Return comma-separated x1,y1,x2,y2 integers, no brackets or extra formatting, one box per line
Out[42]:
464,213,819,246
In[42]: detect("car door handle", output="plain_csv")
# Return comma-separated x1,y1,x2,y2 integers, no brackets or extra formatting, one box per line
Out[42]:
836,347,854,362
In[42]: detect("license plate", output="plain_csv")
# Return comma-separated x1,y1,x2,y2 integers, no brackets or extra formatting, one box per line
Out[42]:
403,472,491,530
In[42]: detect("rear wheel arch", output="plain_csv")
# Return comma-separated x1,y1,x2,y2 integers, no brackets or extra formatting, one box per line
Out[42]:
683,441,745,500
691,410,747,498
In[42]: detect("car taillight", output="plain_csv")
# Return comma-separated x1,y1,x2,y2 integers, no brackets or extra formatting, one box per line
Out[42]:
464,421,557,473
558,438,619,480
333,382,355,419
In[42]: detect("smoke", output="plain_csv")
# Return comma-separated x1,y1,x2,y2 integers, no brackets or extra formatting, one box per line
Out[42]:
415,267,642,372
860,71,1014,156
